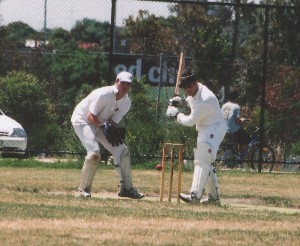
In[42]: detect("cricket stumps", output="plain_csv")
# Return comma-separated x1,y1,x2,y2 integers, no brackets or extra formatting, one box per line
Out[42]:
160,143,184,203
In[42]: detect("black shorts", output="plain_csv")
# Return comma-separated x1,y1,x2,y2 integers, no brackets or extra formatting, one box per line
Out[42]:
233,127,250,145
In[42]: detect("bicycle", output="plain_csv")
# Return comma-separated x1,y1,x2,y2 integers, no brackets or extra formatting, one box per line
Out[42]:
216,126,276,172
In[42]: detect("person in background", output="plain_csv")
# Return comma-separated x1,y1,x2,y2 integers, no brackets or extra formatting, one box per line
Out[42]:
221,90,250,159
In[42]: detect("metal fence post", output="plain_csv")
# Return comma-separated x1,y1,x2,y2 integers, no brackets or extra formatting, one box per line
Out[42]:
259,6,269,173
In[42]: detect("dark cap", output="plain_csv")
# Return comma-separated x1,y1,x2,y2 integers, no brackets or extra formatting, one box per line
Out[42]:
179,72,196,88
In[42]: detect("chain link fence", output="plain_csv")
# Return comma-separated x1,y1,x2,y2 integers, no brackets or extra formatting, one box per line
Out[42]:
0,0,299,171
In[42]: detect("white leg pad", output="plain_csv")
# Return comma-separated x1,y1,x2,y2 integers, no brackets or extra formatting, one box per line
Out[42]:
114,162,124,187
205,164,220,199
191,143,213,199
120,148,132,190
79,152,100,192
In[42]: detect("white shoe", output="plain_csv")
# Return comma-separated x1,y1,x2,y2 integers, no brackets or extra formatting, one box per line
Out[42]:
179,192,200,204
200,194,220,205
78,189,91,198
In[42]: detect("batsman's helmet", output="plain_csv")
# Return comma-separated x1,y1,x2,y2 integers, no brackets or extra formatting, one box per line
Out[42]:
179,72,196,88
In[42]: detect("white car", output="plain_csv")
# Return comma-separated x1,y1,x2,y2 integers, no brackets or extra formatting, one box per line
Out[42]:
0,110,27,156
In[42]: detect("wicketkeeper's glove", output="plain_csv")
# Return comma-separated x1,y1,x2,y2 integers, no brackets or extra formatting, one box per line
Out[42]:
101,122,118,146
117,127,126,145
166,105,179,119
101,122,126,147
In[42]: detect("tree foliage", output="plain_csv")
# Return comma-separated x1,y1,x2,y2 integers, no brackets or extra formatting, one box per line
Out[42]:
240,0,300,152
4,22,40,48
264,66,300,149
41,49,108,125
169,3,236,95
123,10,177,55
124,77,165,162
70,18,111,51
48,28,75,49
0,71,49,133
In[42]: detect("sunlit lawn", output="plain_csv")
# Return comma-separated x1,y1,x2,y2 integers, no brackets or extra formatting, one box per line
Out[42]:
0,158,299,245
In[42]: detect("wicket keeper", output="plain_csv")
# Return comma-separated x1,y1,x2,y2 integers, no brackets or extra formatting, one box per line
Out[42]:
71,71,144,199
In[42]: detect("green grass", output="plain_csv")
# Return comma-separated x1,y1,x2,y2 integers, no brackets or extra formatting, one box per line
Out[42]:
0,158,299,245
0,157,84,169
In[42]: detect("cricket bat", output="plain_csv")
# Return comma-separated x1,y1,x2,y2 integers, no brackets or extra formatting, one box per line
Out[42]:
174,52,185,96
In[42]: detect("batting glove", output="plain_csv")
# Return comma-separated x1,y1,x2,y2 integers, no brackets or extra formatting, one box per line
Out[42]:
166,106,179,119
169,96,183,107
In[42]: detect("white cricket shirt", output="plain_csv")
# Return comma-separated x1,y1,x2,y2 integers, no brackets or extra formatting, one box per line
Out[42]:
177,83,224,130
71,85,131,125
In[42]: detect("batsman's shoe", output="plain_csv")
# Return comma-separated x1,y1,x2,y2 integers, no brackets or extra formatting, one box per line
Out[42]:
179,192,200,204
200,194,221,205
118,186,144,199
78,188,91,198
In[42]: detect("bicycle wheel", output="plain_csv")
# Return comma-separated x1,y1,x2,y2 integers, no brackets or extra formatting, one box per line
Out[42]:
216,144,237,169
250,145,275,172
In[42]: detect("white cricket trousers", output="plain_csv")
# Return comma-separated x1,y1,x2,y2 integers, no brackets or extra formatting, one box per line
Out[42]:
196,121,227,160
72,123,126,163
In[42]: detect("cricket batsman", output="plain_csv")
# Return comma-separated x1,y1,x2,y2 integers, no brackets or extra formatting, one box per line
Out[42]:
167,72,226,204
71,71,144,199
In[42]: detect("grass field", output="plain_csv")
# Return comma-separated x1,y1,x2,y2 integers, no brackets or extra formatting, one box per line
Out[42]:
0,158,299,245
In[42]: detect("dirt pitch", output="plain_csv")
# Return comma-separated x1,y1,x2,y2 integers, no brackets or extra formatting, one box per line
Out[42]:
50,190,300,215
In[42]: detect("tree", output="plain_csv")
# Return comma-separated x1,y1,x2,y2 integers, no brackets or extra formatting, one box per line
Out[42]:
41,48,108,124
124,77,165,162
0,71,49,134
70,18,111,51
3,21,39,48
0,20,6,76
168,3,232,92
122,4,232,92
123,10,177,55
47,28,76,49
239,0,300,156
264,66,300,152
267,1,300,65
43,48,108,89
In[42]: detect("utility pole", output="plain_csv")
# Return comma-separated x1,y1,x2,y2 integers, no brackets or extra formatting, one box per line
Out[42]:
44,0,48,41
109,0,117,83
